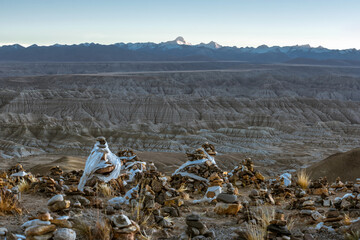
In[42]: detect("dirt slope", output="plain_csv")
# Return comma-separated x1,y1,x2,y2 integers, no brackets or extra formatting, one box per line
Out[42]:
307,148,360,182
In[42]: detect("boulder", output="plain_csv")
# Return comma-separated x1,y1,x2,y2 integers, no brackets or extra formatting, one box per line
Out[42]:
214,202,242,215
25,224,56,237
53,228,76,240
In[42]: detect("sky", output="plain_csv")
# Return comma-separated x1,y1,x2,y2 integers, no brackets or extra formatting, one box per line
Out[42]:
1,0,359,49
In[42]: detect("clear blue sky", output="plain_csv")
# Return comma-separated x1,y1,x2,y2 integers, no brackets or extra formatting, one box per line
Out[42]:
1,0,359,49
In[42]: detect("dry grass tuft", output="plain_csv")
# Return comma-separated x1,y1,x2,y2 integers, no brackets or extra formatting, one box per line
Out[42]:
17,179,30,193
0,191,22,215
287,216,296,231
93,218,112,240
345,230,360,240
73,219,94,240
98,183,112,197
245,222,267,240
245,206,274,240
177,183,188,193
256,206,275,226
297,169,311,189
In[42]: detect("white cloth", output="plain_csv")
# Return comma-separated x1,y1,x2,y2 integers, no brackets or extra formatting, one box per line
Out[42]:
78,142,121,191
172,148,217,183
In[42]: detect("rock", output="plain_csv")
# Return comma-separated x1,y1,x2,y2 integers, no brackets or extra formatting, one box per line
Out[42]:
162,206,180,217
340,199,352,209
312,188,328,195
189,227,200,236
326,209,340,218
323,199,331,207
73,196,90,206
48,200,70,212
73,201,81,208
267,224,291,236
53,228,76,240
111,214,132,228
186,220,206,230
25,224,56,237
214,202,242,215
311,211,324,221
47,195,63,206
21,219,51,229
302,200,314,207
29,233,54,240
216,193,237,203
38,210,51,221
204,230,215,238
303,233,315,240
50,219,72,228
0,227,7,236
158,218,173,228
299,210,313,216
186,214,200,221
105,205,115,215
249,189,260,199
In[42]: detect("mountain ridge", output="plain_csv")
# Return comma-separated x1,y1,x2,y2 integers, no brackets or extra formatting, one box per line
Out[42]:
1,37,360,63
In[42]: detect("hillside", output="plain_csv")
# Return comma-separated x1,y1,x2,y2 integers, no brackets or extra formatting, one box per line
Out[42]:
307,148,360,181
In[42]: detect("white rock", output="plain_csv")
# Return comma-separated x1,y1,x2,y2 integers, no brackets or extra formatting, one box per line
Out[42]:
280,173,291,186
14,234,26,239
31,233,53,240
10,171,28,177
311,211,325,221
53,228,76,240
323,199,331,207
21,219,51,229
0,227,7,236
302,200,315,206
47,194,64,206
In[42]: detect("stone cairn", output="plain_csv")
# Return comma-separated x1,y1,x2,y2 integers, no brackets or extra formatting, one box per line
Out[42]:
214,183,243,215
117,148,147,183
266,209,291,239
228,158,265,188
111,214,139,240
137,168,181,206
182,214,214,239
170,143,225,194
269,177,294,204
248,184,275,206
21,207,75,240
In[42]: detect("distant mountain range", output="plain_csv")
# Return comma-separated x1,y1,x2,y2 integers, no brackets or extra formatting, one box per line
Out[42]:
1,36,360,64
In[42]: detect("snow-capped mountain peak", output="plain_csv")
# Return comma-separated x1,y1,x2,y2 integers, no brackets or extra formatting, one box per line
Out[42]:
197,41,222,49
163,36,191,46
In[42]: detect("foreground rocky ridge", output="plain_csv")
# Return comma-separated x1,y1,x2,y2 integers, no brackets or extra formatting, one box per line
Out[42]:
1,143,360,240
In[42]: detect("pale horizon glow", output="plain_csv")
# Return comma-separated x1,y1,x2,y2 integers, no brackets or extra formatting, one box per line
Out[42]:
1,0,359,50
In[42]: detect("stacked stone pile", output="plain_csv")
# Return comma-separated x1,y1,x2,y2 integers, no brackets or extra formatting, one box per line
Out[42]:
170,144,225,194
214,183,242,215
266,209,291,239
111,214,140,240
117,148,147,184
182,214,214,239
21,209,75,240
228,158,265,187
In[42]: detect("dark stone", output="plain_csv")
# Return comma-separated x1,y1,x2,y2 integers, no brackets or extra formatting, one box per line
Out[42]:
186,220,205,230
204,230,215,238
186,214,200,221
267,224,291,236
326,208,340,218
303,233,315,240
216,193,237,203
